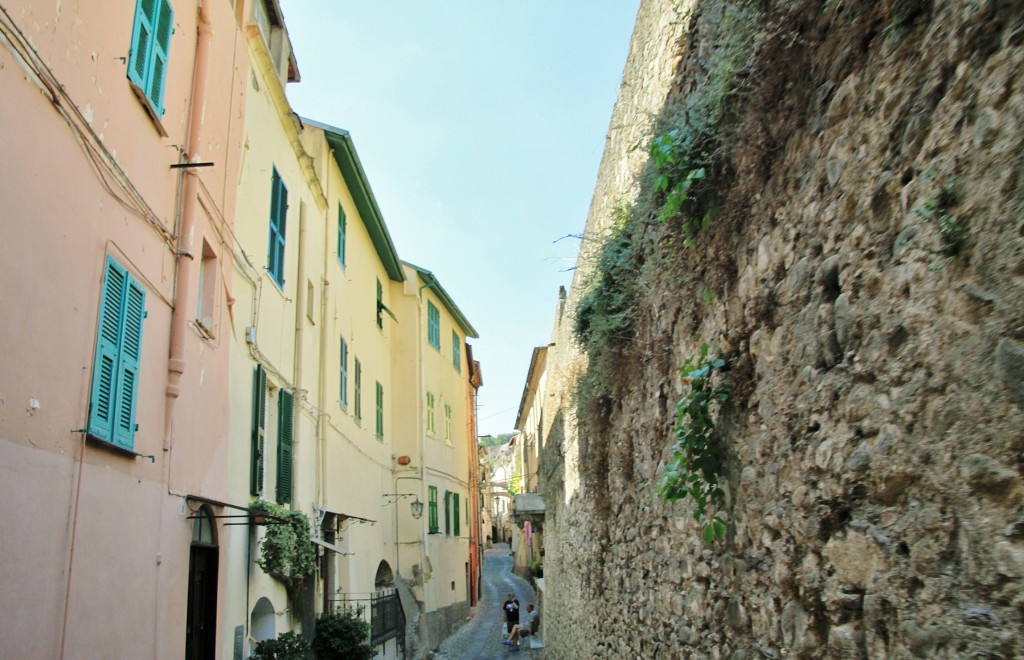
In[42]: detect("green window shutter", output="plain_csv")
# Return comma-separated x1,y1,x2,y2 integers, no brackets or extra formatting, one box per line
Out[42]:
444,491,451,535
454,494,460,536
376,278,383,328
339,338,348,408
427,302,440,349
88,257,146,451
276,389,293,504
267,168,288,287
428,486,438,534
337,205,347,268
250,365,266,496
375,381,383,438
354,358,362,423
452,331,461,372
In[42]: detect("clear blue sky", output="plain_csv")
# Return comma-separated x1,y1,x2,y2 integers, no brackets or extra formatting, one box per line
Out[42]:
283,1,640,436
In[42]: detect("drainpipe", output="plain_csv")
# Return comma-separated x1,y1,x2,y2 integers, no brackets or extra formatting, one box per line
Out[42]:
165,1,213,452
292,202,306,513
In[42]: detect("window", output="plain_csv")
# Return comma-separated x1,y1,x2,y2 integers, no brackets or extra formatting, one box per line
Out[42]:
444,491,451,535
427,301,440,350
452,331,461,372
354,358,362,424
375,381,384,439
337,204,347,268
196,239,217,335
127,0,174,119
444,404,452,444
426,392,435,435
267,167,288,288
453,494,460,536
88,257,146,451
250,365,267,495
339,338,348,408
428,486,439,534
276,389,293,504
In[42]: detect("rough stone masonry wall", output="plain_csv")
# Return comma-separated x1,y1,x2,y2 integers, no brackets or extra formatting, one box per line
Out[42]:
541,0,1024,658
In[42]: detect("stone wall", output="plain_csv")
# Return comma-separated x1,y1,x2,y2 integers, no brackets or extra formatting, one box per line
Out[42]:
540,1,1024,658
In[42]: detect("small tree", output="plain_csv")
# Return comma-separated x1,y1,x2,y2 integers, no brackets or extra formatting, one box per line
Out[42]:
312,608,373,660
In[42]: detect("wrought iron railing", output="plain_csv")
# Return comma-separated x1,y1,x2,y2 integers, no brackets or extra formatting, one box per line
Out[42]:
329,588,405,654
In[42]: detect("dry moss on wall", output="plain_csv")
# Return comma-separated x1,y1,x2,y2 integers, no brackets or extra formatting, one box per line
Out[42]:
543,0,1024,657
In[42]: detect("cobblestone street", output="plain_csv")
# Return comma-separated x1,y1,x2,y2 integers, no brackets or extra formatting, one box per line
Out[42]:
433,544,544,659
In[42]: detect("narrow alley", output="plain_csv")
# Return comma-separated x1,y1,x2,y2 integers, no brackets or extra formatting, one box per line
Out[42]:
433,544,544,660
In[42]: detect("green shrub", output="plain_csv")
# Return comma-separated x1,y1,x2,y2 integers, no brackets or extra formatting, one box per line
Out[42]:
250,631,310,660
251,500,317,592
312,609,374,660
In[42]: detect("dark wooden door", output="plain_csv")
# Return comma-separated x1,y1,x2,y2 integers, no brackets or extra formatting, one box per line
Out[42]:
185,545,218,660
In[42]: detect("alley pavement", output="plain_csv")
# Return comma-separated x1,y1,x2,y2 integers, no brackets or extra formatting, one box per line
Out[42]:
432,543,544,659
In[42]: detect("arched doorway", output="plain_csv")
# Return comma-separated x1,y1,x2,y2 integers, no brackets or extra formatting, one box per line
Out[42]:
251,597,276,643
186,506,219,660
374,560,395,590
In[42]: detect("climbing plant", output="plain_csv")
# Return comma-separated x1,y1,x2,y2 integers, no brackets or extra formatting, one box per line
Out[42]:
657,344,731,542
251,500,317,592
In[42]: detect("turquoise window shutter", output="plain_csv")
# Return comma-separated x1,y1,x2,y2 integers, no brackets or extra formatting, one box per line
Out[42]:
127,0,153,91
147,0,173,116
127,0,174,117
112,278,146,450
452,331,461,372
277,389,294,504
250,365,266,496
88,257,146,450
427,302,440,349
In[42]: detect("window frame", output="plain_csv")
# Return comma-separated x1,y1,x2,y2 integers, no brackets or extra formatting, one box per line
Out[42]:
426,392,435,435
452,330,461,372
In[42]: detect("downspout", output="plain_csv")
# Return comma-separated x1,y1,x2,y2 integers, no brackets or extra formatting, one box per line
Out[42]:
292,202,307,512
165,1,213,456
317,153,330,512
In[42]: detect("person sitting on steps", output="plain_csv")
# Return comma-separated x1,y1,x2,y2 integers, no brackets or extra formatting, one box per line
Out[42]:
501,603,539,652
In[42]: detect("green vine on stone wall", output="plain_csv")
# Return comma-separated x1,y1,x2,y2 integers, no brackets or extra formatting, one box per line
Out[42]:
657,344,731,543
251,500,317,592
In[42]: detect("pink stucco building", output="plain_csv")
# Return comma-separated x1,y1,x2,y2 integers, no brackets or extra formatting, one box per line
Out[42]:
0,1,248,657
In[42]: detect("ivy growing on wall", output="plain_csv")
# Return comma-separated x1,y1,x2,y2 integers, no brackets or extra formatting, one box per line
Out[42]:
251,500,317,593
657,344,731,542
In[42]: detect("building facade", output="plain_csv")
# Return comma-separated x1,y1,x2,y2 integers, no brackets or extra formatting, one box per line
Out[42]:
0,0,248,657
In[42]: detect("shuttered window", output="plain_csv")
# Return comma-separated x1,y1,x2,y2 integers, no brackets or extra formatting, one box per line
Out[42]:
339,338,348,408
276,389,293,504
444,490,452,535
427,302,440,350
375,381,384,439
267,167,288,288
354,358,362,424
428,486,439,534
127,0,174,118
250,364,267,495
453,494,460,536
444,404,452,444
452,331,461,372
337,204,346,268
426,392,435,434
88,257,146,451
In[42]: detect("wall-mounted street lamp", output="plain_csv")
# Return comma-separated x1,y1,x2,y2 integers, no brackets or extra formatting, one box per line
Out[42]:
383,493,423,519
